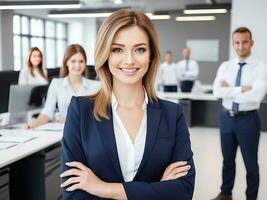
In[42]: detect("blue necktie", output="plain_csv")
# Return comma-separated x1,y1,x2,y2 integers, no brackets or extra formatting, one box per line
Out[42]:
232,62,246,113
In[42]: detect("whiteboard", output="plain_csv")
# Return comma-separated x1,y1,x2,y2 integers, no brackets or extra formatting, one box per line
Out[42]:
186,39,219,62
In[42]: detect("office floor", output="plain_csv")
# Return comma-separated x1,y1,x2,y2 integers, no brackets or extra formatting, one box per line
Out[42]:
190,127,267,200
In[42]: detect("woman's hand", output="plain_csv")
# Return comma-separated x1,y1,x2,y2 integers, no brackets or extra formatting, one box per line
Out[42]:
161,161,191,181
56,117,65,124
25,121,37,129
60,162,106,197
61,162,127,199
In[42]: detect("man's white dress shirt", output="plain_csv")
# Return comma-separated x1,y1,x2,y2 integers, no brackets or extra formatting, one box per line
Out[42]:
158,62,178,85
213,56,267,111
176,59,199,81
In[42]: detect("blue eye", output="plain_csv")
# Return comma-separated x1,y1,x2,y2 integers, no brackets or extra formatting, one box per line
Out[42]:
136,48,146,54
112,48,122,53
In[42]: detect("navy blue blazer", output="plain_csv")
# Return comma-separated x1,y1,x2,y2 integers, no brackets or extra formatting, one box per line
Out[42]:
61,96,195,200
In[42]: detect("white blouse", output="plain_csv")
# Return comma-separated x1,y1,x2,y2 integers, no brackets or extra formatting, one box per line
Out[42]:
18,67,48,85
41,77,100,120
111,90,148,181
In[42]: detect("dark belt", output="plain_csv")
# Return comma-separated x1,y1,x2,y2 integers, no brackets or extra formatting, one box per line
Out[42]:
223,108,257,117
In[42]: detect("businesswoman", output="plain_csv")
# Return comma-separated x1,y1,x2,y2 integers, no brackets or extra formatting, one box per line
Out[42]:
61,9,195,200
18,47,48,85
27,44,100,128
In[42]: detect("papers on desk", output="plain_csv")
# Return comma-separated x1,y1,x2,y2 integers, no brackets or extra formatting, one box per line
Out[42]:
0,134,36,143
0,142,17,150
33,122,64,132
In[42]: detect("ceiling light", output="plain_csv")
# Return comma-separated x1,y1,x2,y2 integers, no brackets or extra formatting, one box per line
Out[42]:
176,16,216,21
114,0,123,5
184,8,227,14
146,13,170,20
0,1,81,10
48,13,112,18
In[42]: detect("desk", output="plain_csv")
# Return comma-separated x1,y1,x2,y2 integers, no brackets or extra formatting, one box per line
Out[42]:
0,126,62,200
157,91,218,101
157,91,220,127
157,91,267,131
0,129,62,168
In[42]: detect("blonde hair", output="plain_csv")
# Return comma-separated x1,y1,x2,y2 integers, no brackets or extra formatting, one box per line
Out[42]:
60,44,88,78
91,9,161,121
26,47,47,80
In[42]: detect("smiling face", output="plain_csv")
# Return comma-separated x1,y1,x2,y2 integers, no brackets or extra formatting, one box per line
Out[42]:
108,25,150,87
30,50,42,67
66,52,86,76
232,32,254,59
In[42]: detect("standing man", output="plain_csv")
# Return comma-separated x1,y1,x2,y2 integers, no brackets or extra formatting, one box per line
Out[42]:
212,27,267,200
158,50,179,92
177,47,199,92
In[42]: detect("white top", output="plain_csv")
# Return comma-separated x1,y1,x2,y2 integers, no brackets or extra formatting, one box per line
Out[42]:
158,62,179,85
176,59,199,81
213,56,267,111
18,67,48,85
111,90,148,181
41,77,100,120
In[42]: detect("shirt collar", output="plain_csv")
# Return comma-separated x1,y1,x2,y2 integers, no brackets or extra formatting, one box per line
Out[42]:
63,76,88,89
111,88,148,111
234,55,254,66
164,61,173,66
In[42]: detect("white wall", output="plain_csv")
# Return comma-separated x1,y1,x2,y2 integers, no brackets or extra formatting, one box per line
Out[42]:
68,22,83,44
82,18,97,65
230,0,267,65
68,18,97,65
0,10,14,71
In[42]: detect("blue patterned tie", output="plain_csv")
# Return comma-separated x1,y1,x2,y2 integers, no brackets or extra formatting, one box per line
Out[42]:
232,62,246,113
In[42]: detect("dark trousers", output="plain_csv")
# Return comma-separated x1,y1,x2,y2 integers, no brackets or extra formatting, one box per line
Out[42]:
163,85,177,92
180,80,194,92
219,111,260,200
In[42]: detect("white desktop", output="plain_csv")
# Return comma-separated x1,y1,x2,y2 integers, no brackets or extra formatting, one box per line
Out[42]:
0,123,63,167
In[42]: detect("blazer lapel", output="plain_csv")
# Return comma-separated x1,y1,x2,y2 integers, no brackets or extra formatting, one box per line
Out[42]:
134,101,162,180
96,109,124,181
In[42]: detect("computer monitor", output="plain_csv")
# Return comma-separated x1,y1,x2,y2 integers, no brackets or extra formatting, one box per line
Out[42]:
8,84,49,124
28,85,48,107
0,71,19,113
0,82,10,114
87,65,97,80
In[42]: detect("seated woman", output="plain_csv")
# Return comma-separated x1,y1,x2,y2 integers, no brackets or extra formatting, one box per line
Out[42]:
27,44,100,128
60,9,195,200
18,47,48,85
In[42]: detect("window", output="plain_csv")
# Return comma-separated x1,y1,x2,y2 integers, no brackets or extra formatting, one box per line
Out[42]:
13,14,68,70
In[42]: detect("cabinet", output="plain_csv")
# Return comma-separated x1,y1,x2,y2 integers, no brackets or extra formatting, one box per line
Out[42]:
9,143,61,200
0,167,9,200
